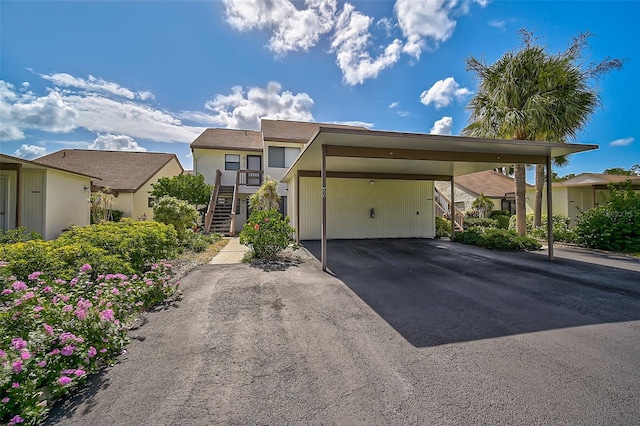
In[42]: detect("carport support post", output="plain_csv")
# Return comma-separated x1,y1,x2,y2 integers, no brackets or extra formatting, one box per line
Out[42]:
450,178,456,239
321,144,327,272
546,155,554,261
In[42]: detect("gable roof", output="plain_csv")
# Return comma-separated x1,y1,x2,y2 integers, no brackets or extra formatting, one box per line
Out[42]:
33,150,182,192
0,153,98,179
454,170,531,198
261,119,368,143
559,172,640,187
190,128,263,151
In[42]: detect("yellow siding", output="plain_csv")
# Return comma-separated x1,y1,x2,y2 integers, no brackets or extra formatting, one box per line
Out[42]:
193,148,261,187
299,178,435,240
132,159,183,221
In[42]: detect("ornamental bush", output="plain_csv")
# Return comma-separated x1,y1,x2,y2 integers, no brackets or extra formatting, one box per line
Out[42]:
435,217,451,238
0,262,180,425
55,220,179,273
455,228,541,251
463,217,499,230
239,209,297,260
574,183,640,253
0,227,43,244
152,196,199,241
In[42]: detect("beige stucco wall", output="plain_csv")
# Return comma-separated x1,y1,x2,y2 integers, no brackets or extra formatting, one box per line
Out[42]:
44,170,91,240
132,159,184,221
298,178,435,240
193,148,262,190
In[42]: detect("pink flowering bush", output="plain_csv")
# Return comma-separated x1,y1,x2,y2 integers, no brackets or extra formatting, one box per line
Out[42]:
0,262,180,424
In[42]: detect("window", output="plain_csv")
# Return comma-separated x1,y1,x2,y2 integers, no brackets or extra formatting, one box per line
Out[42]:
225,154,240,170
268,147,300,168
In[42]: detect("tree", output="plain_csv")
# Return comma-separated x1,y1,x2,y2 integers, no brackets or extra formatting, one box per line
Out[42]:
150,173,213,206
472,193,495,218
551,172,576,182
463,30,623,234
603,166,639,176
249,176,280,211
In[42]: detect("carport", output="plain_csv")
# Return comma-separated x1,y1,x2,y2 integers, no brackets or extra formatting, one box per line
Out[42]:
282,127,597,271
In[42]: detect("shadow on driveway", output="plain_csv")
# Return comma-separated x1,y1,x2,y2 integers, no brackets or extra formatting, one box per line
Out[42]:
302,239,640,348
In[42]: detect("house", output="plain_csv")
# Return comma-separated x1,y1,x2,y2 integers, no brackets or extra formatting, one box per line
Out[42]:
435,169,531,216
192,119,596,267
191,120,367,234
0,153,94,240
526,172,640,225
34,150,184,221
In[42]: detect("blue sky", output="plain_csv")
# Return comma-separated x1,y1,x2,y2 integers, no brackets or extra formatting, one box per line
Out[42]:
1,0,638,181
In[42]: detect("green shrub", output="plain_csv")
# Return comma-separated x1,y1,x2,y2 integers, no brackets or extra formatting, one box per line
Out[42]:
0,227,43,244
574,184,640,252
239,209,297,260
152,196,199,240
455,228,541,251
111,210,124,222
435,217,451,238
150,173,213,206
181,230,221,253
0,241,65,281
464,217,498,230
55,220,179,272
489,210,511,218
494,215,510,229
529,214,576,243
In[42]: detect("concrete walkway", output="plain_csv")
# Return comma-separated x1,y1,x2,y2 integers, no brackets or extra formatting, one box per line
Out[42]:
209,237,249,264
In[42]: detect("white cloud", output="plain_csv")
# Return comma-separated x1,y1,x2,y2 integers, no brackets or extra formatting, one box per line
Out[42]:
89,134,147,152
488,19,506,31
610,137,635,147
14,144,46,159
389,101,399,109
328,120,374,128
180,81,314,130
223,0,337,55
430,116,452,135
39,73,154,100
331,3,403,86
0,78,202,144
394,0,457,58
420,77,471,108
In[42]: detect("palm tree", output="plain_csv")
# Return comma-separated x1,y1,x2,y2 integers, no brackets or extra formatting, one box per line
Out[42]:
463,30,622,234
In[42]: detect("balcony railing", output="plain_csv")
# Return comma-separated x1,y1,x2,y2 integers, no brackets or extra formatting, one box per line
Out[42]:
237,169,263,186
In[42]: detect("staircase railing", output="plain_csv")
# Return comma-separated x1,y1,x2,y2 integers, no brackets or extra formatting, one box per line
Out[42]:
204,170,222,234
229,172,240,236
237,169,263,186
434,186,465,231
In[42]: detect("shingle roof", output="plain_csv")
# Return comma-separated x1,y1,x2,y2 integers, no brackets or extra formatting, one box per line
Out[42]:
33,150,182,192
261,119,368,143
190,128,263,151
560,172,640,186
455,170,530,198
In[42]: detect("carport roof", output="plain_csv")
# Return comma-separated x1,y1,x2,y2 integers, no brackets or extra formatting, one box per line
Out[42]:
282,127,598,182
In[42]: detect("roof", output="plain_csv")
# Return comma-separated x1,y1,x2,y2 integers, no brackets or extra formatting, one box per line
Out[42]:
0,153,98,179
261,119,368,143
283,127,598,182
33,150,183,192
454,170,531,198
558,172,640,187
190,128,263,151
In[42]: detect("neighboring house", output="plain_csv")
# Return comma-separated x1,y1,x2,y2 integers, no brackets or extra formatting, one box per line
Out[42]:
0,153,95,240
434,170,530,215
34,150,184,221
526,172,640,225
191,119,596,262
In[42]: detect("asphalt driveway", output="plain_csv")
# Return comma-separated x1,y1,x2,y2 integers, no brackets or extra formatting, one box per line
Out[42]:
48,239,640,425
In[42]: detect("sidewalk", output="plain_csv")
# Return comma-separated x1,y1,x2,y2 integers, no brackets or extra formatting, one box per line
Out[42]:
209,237,249,264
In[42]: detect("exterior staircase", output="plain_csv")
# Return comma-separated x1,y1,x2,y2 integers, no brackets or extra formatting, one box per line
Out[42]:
209,185,234,235
434,186,465,232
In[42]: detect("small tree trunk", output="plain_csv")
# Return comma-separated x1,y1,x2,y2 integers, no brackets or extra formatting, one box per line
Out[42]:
514,163,527,236
533,163,545,227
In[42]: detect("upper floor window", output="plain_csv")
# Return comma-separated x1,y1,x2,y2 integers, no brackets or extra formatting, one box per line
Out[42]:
225,154,240,170
268,146,300,168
